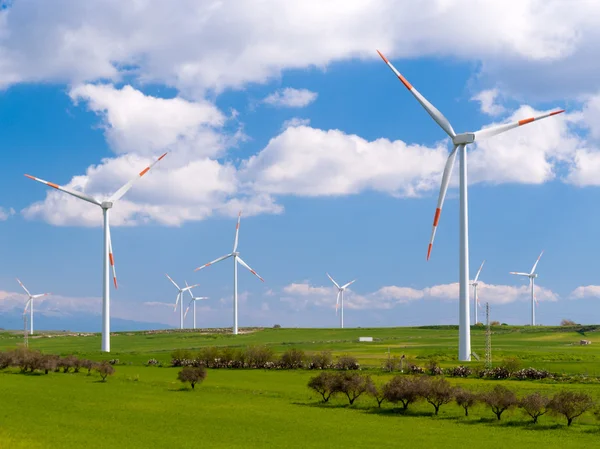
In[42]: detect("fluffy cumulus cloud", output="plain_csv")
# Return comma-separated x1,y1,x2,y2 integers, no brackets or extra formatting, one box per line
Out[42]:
471,89,506,116
263,88,317,108
569,285,600,299
279,280,558,311
0,289,101,317
0,1,599,99
0,206,15,221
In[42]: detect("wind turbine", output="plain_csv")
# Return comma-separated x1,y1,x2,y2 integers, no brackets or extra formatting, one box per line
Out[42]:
510,251,544,326
165,274,199,330
194,211,264,335
16,278,50,335
25,152,168,352
376,50,564,361
326,273,356,329
470,260,485,325
183,281,209,330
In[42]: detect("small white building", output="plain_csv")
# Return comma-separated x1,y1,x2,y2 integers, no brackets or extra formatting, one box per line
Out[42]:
580,340,592,345
359,337,373,342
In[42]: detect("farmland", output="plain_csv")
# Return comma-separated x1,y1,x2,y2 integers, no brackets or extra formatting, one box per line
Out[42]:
1,326,600,448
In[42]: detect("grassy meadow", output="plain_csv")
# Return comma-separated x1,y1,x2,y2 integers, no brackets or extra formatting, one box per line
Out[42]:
1,325,600,448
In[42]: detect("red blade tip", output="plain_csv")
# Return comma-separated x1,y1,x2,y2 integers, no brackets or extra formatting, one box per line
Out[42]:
376,49,389,64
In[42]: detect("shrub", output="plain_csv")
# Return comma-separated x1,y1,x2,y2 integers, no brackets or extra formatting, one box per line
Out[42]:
309,351,333,370
481,385,517,420
245,345,274,368
0,351,11,369
548,391,594,426
334,373,373,405
196,346,221,368
446,365,472,378
512,367,553,380
273,324,281,329
560,319,577,326
421,377,454,415
382,355,402,372
478,366,510,379
383,376,424,411
171,349,194,367
519,392,550,424
177,366,207,390
280,348,305,369
426,359,443,376
501,357,522,374
335,354,360,370
454,388,478,417
308,372,338,402
146,358,160,366
108,358,119,366
96,362,115,382
407,364,425,375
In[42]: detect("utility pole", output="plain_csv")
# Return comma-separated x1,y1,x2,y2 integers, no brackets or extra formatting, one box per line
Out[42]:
485,302,491,369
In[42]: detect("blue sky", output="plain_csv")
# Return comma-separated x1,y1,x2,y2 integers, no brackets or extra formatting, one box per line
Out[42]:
1,0,600,331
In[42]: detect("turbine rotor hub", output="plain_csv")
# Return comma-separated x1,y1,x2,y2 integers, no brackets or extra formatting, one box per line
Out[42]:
452,133,475,145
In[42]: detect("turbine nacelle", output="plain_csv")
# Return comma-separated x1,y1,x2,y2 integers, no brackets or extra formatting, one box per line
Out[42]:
101,201,114,209
452,133,475,145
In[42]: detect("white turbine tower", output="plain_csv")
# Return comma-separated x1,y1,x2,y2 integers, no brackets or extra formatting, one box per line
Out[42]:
510,251,544,326
166,274,199,330
326,273,356,329
470,260,485,325
16,278,50,336
194,211,264,335
184,282,209,330
25,152,168,352
377,50,564,361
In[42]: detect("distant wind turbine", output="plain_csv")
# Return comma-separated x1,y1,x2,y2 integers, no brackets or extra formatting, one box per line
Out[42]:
194,211,264,335
16,278,50,335
25,152,168,352
510,251,544,326
327,273,356,329
183,281,209,330
470,260,485,325
376,50,564,361
166,274,199,329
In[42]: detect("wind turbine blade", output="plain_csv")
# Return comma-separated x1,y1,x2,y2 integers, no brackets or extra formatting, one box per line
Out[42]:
165,273,180,291
173,292,181,312
24,174,102,206
530,251,544,275
474,260,486,282
510,272,530,276
32,293,51,299
108,152,168,203
233,211,241,253
182,283,201,292
335,290,341,316
184,299,194,319
184,281,194,298
193,297,209,300
16,278,31,297
23,298,32,314
107,220,118,289
236,257,264,282
377,50,456,138
326,273,340,289
473,110,564,141
427,145,459,260
194,253,232,272
341,279,356,289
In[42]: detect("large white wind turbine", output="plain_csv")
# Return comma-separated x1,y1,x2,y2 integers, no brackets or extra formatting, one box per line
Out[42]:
510,251,544,326
377,50,564,361
166,274,199,330
327,273,356,329
194,212,264,335
183,281,209,330
470,260,485,325
26,152,168,352
16,278,50,335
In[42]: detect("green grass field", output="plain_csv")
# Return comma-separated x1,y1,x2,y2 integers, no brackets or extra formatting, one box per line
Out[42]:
2,326,600,448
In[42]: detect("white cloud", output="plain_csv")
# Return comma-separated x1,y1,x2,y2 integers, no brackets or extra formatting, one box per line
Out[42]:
0,289,100,316
0,207,15,221
263,88,317,108
0,1,599,99
471,89,506,116
281,117,310,130
569,285,600,299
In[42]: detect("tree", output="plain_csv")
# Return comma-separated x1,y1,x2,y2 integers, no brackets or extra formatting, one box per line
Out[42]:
501,357,522,374
481,385,517,420
366,381,386,408
548,391,594,426
80,359,95,375
519,392,550,424
335,354,359,370
96,362,115,382
560,319,577,326
40,355,58,374
422,377,454,415
454,388,478,417
307,372,338,402
335,373,373,405
245,345,274,368
177,366,207,390
383,376,423,411
280,348,305,369
310,351,333,370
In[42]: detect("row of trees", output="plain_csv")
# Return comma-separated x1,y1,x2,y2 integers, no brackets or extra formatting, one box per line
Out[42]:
0,348,115,381
171,347,359,370
308,373,595,426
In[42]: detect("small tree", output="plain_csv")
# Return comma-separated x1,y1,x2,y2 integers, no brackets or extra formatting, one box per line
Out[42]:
455,388,478,417
40,355,58,374
481,385,517,420
177,366,207,390
367,381,386,408
280,348,305,369
560,319,577,326
519,392,550,424
336,354,359,370
245,345,274,368
80,359,95,375
549,391,594,426
310,351,333,370
383,376,423,411
422,377,454,415
308,372,338,402
501,357,522,374
335,373,373,405
96,362,115,382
